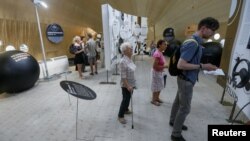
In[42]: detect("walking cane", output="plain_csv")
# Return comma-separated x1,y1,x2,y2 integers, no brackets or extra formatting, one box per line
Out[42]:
131,89,134,129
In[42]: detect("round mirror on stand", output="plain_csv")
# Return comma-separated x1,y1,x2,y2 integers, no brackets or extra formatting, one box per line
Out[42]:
19,44,29,52
5,45,16,51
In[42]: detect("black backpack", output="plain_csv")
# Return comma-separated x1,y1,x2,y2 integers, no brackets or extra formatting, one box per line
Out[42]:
168,39,199,76
69,44,75,54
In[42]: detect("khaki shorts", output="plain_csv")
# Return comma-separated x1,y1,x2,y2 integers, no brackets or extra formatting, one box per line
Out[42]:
88,56,96,64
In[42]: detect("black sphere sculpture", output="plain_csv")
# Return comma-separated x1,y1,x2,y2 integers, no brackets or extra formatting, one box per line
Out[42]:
0,50,40,93
201,42,223,67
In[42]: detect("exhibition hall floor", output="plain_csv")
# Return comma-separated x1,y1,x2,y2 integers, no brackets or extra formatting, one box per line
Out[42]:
0,55,232,141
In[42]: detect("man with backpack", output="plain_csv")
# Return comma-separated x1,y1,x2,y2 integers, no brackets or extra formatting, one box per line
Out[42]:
169,17,219,141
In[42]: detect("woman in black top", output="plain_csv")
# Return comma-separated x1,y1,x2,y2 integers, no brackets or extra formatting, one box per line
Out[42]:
72,36,85,79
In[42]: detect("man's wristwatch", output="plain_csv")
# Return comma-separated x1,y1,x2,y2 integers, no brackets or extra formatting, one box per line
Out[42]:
199,64,203,69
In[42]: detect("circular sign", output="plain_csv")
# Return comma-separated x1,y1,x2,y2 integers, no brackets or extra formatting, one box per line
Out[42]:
46,23,64,44
60,81,97,100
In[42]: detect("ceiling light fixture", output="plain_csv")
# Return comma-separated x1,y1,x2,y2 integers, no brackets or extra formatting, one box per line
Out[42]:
214,33,220,40
33,0,48,8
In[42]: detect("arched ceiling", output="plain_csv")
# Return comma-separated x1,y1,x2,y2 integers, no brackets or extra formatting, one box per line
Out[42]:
0,0,232,39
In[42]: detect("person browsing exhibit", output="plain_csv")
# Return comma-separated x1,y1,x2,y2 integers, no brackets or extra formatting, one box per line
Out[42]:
118,42,136,124
169,17,219,141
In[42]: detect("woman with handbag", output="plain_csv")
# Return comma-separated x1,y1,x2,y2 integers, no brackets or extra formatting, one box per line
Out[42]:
151,39,168,106
72,36,85,79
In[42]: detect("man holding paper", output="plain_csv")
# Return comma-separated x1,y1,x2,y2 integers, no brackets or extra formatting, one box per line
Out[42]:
169,17,220,141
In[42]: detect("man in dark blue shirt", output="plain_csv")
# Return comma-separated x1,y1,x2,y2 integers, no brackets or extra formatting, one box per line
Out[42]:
169,17,220,141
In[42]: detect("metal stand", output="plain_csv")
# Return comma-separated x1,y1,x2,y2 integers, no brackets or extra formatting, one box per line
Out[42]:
35,5,49,79
132,55,136,62
139,49,144,61
219,75,228,104
231,101,250,125
75,97,92,141
141,53,144,61
63,71,72,105
220,87,226,104
76,97,79,140
112,63,120,75
100,70,116,85
38,74,61,82
227,100,237,122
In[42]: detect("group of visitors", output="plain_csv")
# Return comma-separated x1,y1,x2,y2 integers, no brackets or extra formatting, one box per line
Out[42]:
71,33,100,79
117,17,220,141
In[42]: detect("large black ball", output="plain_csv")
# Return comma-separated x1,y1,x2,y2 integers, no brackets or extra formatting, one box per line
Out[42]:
201,42,223,67
0,50,40,93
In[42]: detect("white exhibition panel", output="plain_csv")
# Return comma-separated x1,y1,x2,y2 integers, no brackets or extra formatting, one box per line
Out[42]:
101,4,111,70
38,55,69,79
227,0,250,118
101,4,148,70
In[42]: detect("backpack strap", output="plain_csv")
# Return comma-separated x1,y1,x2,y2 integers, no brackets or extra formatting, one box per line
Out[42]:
183,38,198,45
182,38,199,62
181,38,200,81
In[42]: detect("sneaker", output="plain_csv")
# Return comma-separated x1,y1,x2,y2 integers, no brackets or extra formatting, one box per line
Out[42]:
95,72,98,74
169,122,188,131
125,110,132,114
171,135,186,141
90,73,94,75
118,117,127,124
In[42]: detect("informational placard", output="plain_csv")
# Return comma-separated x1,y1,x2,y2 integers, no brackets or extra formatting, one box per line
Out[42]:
226,0,250,118
60,81,96,100
11,52,30,62
46,23,64,44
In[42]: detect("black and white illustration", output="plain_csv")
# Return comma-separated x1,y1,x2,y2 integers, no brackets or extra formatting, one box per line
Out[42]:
102,4,148,70
227,0,250,118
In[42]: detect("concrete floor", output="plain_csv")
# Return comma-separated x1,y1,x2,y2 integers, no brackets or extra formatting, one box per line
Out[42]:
0,55,233,141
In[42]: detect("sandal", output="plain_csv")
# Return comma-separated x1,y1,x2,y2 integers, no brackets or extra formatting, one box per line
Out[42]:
151,101,160,106
79,75,84,79
157,99,163,103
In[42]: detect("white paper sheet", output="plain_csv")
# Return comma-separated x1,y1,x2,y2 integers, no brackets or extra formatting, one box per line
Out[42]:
203,68,225,76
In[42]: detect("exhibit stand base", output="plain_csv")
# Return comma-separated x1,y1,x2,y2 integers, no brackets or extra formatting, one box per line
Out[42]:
226,119,245,124
100,70,116,85
39,74,60,81
112,64,120,76
99,82,116,85
39,71,71,82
